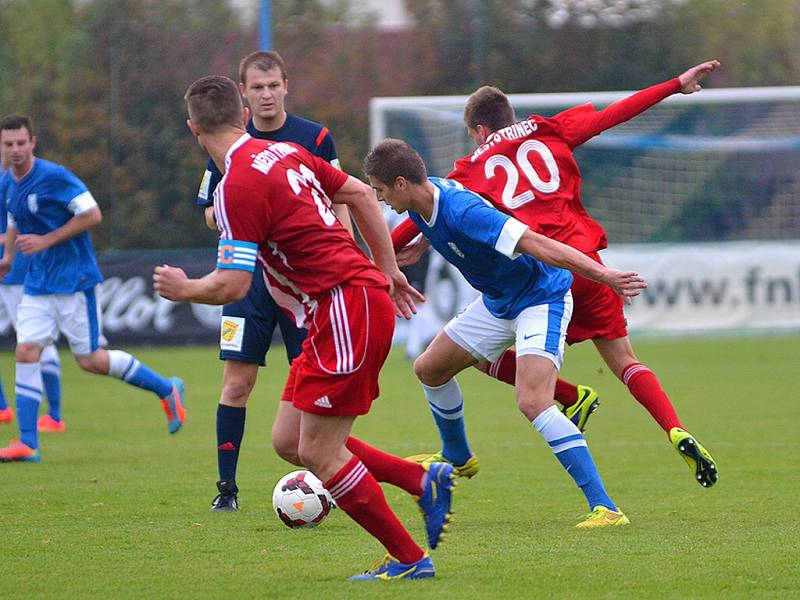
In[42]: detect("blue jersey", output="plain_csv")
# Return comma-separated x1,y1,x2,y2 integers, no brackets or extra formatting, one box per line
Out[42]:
5,158,103,295
409,178,573,319
0,169,30,285
196,113,339,207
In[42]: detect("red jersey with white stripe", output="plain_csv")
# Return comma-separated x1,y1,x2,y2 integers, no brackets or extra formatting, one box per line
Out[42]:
214,134,388,326
448,78,682,253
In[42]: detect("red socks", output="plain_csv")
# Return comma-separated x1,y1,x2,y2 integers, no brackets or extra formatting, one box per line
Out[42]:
554,379,579,407
323,455,424,564
345,437,425,496
621,362,682,433
485,349,516,384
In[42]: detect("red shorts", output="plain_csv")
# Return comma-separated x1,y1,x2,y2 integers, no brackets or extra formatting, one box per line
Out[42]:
567,251,628,345
281,285,395,416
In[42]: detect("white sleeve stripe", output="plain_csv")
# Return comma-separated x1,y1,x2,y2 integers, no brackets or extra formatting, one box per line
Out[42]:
68,191,98,215
7,214,16,228
495,218,528,259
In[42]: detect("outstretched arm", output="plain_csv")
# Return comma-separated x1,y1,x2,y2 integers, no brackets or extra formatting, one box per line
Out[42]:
516,229,646,301
564,59,721,146
17,206,102,255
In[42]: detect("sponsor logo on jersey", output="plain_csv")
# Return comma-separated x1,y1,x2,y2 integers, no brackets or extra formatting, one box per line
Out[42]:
27,193,38,214
447,242,465,259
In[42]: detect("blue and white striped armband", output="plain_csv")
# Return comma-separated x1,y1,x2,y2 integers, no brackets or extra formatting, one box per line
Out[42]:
216,239,258,272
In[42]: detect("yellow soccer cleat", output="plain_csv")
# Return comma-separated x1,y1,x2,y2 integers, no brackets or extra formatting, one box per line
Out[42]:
669,427,718,488
405,451,480,479
575,506,630,529
563,385,600,432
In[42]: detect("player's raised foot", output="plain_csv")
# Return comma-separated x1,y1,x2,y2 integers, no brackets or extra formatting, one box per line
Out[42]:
37,414,66,432
669,427,718,488
563,385,600,432
211,479,239,512
416,462,457,549
0,407,14,424
350,553,435,581
160,377,186,434
0,439,40,463
575,506,630,529
405,451,480,479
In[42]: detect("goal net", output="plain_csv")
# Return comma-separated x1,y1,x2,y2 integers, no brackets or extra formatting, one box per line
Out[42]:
370,86,800,243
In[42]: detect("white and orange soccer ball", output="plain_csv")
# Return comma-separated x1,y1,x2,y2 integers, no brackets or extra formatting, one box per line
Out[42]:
272,470,334,529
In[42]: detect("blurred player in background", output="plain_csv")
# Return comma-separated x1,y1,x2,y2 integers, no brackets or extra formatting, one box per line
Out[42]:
391,60,720,488
366,139,646,528
195,51,352,512
156,76,455,580
0,143,63,430
0,115,185,463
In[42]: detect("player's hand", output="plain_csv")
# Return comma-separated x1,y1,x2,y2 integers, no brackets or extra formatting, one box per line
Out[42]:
603,269,647,304
678,60,720,94
16,233,51,255
153,264,189,301
386,268,426,320
396,237,430,268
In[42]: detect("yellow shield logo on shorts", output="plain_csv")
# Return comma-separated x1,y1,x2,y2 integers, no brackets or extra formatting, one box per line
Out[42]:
222,320,239,342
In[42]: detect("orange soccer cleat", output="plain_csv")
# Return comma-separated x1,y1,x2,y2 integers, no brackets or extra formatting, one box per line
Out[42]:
0,439,40,462
37,414,66,432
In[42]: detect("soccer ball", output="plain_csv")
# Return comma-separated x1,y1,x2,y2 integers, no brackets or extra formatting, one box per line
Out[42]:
272,470,334,529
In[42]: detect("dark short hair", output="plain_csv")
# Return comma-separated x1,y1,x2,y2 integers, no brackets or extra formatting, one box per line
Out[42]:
464,86,515,132
238,50,287,84
0,114,34,138
363,138,427,186
184,76,243,134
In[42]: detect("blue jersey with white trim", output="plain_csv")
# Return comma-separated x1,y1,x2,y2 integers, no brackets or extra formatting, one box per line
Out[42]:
5,158,103,294
409,177,572,319
196,113,339,208
0,169,30,285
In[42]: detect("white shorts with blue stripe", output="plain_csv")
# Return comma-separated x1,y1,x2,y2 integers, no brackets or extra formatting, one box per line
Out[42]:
443,290,573,370
16,286,106,356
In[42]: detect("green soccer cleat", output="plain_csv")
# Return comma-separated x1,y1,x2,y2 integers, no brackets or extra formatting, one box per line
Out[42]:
575,506,630,529
563,385,600,432
405,452,480,479
669,427,718,488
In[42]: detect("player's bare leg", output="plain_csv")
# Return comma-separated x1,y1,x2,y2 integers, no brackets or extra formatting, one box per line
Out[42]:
594,336,717,487
272,399,303,467
476,351,600,431
406,331,480,476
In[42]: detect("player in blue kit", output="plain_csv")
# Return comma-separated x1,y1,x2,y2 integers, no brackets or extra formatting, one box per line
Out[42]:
195,51,351,511
0,145,63,431
364,139,646,528
0,115,185,462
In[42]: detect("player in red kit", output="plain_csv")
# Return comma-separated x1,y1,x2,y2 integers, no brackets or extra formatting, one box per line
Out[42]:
396,60,719,488
154,75,456,581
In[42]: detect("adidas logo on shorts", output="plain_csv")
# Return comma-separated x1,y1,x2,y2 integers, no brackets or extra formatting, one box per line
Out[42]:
314,395,332,409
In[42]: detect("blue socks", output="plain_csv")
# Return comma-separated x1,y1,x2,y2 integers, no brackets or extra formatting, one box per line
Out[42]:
0,373,7,410
41,345,62,421
533,405,616,511
217,404,246,482
107,350,172,398
421,379,472,466
16,362,43,449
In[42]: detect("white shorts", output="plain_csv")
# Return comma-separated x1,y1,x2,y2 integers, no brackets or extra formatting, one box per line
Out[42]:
443,291,573,369
0,284,23,330
16,287,106,356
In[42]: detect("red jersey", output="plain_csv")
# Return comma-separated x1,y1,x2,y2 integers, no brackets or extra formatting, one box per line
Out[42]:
391,78,682,253
214,134,388,326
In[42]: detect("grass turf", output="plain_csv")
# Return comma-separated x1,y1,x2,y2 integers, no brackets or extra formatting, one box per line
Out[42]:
1,335,797,599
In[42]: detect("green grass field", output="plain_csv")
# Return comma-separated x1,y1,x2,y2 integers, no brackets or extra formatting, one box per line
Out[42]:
2,335,798,599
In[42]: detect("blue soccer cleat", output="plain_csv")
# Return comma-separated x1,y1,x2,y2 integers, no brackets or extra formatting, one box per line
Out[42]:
160,377,186,434
350,553,435,581
416,462,457,549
